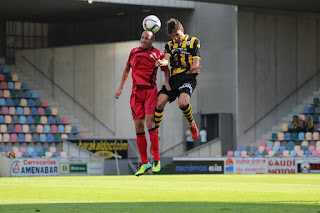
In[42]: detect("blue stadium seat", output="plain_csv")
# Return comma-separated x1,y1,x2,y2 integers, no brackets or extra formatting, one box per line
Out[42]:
238,146,244,152
19,116,26,124
2,66,8,73
298,132,305,140
0,115,4,123
40,134,46,142
35,147,41,153
12,115,19,123
18,133,25,142
72,125,78,133
54,117,62,124
234,150,240,157
0,98,5,106
6,98,13,106
7,124,14,132
267,141,273,147
58,125,64,133
305,150,312,156
27,116,34,124
30,151,38,158
7,82,14,90
25,91,31,98
68,134,75,139
47,116,54,124
288,141,295,147
280,146,286,152
44,125,50,133
16,107,23,115
34,99,41,107
32,133,39,142
47,134,54,142
17,90,24,98
303,106,309,114
27,99,34,107
21,82,28,90
31,91,38,99
284,133,291,140
30,107,37,115
290,150,297,156
273,146,279,152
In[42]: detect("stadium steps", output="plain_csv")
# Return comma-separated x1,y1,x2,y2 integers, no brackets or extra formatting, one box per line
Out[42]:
256,87,320,145
9,66,94,138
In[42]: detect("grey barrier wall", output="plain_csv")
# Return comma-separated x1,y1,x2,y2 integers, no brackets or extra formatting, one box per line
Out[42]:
0,154,10,177
237,8,320,147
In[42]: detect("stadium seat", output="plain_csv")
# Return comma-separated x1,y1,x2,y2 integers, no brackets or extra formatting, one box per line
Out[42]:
3,90,10,98
314,97,319,105
10,133,17,142
40,134,46,142
274,141,280,147
2,66,8,73
58,125,65,133
8,107,15,115
233,150,240,157
68,134,75,139
271,133,278,140
0,98,5,106
49,147,57,153
50,125,57,133
51,108,58,116
313,132,319,140
298,132,305,140
266,146,272,152
62,117,68,124
311,150,319,156
47,116,54,124
36,125,43,133
38,108,44,115
23,107,30,115
314,115,319,123
18,133,25,142
301,146,308,151
316,106,320,114
20,147,27,153
26,116,34,124
273,146,279,152
25,134,32,142
15,82,21,90
45,152,53,158
30,107,37,115
1,124,7,132
0,115,4,123
284,132,291,140
278,132,284,140
75,134,82,139
31,91,38,99
290,150,297,156
245,146,251,152
27,99,34,107
15,124,22,133
5,115,12,123
21,82,28,90
240,150,248,157
44,108,51,115
301,141,309,147
34,116,40,124
267,150,275,157
1,82,7,89
294,145,301,151
267,141,273,147
291,133,298,140
82,134,89,139
6,98,13,106
258,146,265,153
305,132,312,140
65,125,72,133
7,82,14,90
60,152,68,158
54,117,61,124
19,115,26,124
0,73,4,81
17,91,24,98
303,106,309,114
54,134,61,142
47,134,54,142
7,124,14,132
13,98,20,106
20,99,27,107
282,124,289,132
297,150,305,157
35,147,42,154
25,91,31,98
16,107,23,115
34,99,41,107
29,124,36,132
1,107,8,115
260,141,267,147
309,106,316,113
40,116,47,124
305,150,312,156
310,141,316,146
41,100,48,107
44,125,50,133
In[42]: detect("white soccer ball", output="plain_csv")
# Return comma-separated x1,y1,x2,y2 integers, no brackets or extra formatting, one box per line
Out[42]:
142,15,161,33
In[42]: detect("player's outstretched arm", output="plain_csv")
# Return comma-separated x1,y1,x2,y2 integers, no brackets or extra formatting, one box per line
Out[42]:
115,66,131,99
163,70,171,91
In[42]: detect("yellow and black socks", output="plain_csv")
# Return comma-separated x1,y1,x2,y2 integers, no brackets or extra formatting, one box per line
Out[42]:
180,103,195,127
155,108,163,132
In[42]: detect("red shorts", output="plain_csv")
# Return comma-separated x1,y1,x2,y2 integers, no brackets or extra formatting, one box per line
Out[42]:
130,86,157,120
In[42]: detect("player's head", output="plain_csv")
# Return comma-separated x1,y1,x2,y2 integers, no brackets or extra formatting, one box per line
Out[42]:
166,18,185,42
141,31,155,50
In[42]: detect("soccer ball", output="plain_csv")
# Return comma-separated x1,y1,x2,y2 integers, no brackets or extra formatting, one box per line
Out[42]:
142,15,161,33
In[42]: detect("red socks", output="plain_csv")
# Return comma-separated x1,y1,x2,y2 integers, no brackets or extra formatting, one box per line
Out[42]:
136,133,148,164
149,128,160,161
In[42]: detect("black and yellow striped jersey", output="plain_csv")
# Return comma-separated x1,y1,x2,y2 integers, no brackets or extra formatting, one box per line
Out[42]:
7,152,16,158
164,34,201,75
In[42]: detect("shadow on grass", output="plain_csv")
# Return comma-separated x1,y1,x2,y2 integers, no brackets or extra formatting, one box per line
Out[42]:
0,202,319,213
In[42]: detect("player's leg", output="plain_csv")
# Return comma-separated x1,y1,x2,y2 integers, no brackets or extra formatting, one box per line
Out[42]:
178,81,199,140
155,93,169,132
145,88,161,172
130,91,151,176
145,114,161,172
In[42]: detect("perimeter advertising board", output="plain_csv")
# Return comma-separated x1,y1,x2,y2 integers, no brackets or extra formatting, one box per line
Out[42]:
296,157,320,173
68,139,128,159
267,158,297,174
231,158,267,174
173,158,224,174
11,158,59,177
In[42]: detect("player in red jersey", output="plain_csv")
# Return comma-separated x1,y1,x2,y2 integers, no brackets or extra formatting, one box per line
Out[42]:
115,31,170,176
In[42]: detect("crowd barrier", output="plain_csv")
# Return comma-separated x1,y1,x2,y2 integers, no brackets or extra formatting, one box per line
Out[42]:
173,157,320,174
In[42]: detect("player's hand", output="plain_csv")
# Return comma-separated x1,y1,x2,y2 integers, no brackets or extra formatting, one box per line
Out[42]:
115,88,122,99
155,59,162,67
163,80,171,91
187,65,201,74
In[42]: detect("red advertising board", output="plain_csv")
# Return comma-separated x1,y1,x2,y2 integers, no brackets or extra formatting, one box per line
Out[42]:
267,158,297,174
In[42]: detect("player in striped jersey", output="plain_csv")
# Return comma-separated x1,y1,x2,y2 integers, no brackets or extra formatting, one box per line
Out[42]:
155,18,201,141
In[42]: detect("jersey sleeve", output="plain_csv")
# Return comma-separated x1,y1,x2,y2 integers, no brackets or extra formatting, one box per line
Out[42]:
158,51,170,72
126,48,135,68
191,38,201,60
164,43,171,56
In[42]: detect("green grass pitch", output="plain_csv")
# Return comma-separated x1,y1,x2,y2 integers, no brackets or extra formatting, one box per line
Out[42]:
0,174,319,213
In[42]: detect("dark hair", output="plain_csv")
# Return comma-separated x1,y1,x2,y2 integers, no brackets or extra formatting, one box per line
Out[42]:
166,18,183,35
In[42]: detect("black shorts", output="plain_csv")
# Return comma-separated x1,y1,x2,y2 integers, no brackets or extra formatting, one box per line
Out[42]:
159,73,197,103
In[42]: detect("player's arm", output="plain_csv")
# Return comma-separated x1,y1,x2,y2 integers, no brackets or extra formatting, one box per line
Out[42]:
161,54,171,91
115,66,131,99
187,58,201,74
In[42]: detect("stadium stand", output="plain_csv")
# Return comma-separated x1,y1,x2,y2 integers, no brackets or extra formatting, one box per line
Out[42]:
0,65,88,158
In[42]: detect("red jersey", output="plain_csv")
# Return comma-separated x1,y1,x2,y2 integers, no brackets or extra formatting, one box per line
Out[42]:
127,46,169,90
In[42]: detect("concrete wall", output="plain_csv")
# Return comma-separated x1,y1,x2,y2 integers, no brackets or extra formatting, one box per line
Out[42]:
237,8,320,147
